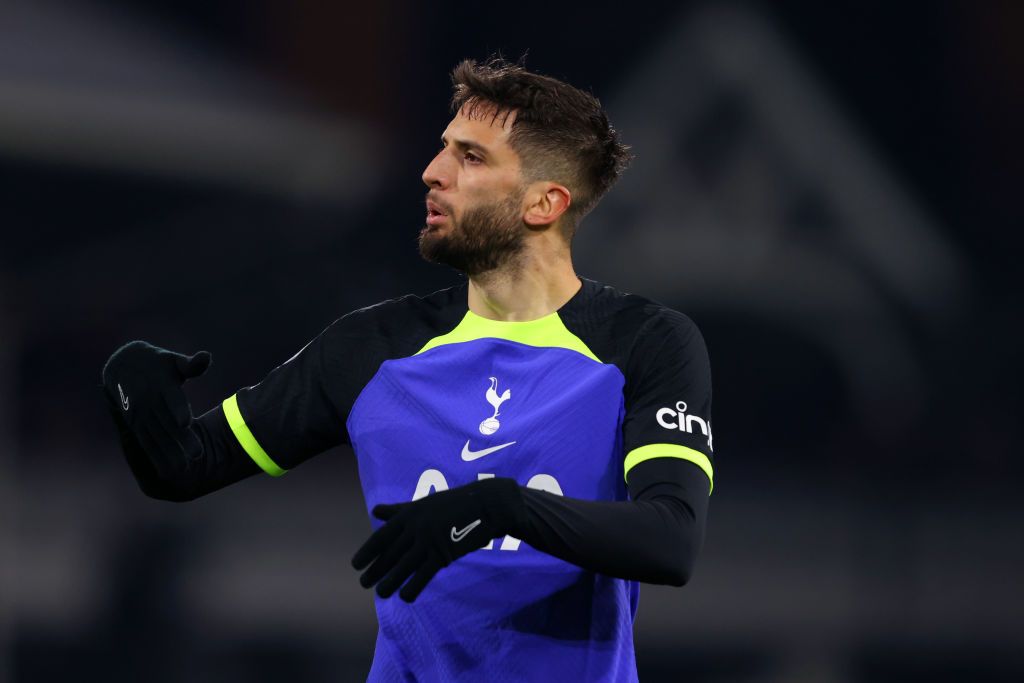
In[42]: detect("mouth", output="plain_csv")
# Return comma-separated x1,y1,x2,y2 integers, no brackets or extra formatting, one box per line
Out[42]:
426,199,449,227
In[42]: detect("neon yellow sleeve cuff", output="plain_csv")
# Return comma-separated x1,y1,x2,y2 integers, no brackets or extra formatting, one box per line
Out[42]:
222,393,287,477
623,443,713,494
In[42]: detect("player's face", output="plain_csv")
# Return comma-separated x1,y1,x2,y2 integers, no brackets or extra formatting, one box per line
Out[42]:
419,104,528,275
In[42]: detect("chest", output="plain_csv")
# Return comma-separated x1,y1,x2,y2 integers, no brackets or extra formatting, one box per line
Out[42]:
347,339,626,501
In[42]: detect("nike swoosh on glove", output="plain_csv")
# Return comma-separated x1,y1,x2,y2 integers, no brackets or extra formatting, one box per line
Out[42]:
352,477,527,602
100,340,211,482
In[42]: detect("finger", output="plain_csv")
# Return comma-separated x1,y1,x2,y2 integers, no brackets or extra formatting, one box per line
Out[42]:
376,544,426,599
359,531,414,588
399,560,443,603
372,503,406,521
352,519,405,570
102,340,148,385
174,350,212,381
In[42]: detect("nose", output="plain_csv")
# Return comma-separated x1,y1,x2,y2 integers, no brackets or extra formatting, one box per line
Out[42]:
422,149,450,190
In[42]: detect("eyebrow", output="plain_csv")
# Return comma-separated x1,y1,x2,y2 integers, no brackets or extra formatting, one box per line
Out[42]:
441,135,491,157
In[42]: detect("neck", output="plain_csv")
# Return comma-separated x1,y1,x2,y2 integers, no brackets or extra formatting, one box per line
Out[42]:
467,239,581,322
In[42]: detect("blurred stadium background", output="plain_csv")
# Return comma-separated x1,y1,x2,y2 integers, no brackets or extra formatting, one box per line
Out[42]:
2,1,1022,681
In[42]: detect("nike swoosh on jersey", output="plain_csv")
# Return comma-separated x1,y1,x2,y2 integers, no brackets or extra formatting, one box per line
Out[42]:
450,519,482,542
460,440,516,461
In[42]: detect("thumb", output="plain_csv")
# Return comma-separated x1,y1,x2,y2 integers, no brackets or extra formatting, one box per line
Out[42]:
174,350,212,381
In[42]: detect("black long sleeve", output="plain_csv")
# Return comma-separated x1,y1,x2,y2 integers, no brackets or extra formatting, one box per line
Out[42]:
509,458,709,586
117,401,259,501
187,405,262,496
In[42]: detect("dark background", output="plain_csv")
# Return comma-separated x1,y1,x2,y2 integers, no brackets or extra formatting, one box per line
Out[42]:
3,1,1022,681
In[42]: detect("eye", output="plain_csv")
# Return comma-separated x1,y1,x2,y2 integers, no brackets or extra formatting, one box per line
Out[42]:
464,151,482,165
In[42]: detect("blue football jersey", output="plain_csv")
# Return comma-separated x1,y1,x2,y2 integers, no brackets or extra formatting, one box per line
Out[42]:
223,276,714,682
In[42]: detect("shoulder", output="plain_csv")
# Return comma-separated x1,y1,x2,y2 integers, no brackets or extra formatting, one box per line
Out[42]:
322,280,469,357
581,282,711,403
602,281,698,335
344,281,466,322
567,277,704,365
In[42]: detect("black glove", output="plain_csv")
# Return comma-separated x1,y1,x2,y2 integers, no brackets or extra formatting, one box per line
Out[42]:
101,341,211,482
352,477,526,602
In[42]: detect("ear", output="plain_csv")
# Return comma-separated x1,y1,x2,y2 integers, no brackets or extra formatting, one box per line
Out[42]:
523,182,571,227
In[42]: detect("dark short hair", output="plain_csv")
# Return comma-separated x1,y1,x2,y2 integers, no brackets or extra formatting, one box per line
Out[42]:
450,57,632,235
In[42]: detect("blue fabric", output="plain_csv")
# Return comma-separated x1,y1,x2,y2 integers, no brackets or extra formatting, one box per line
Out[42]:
348,335,639,682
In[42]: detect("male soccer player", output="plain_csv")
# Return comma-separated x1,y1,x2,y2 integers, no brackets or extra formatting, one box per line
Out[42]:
101,58,714,682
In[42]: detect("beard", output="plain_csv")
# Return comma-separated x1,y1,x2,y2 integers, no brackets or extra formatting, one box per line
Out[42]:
418,190,526,276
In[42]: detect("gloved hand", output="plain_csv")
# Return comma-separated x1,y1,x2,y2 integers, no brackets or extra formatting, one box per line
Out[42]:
352,477,526,602
101,340,211,480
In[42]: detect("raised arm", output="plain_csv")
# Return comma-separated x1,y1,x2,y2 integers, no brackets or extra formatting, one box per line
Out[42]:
101,313,361,500
100,341,259,501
